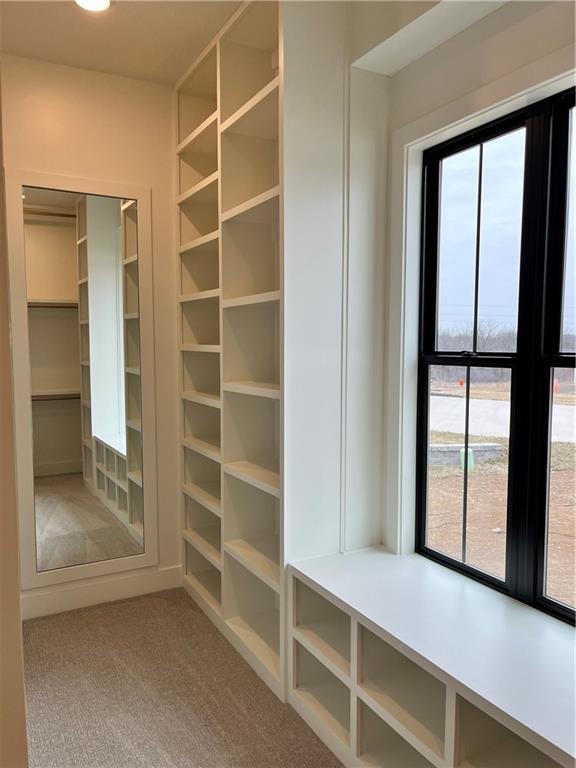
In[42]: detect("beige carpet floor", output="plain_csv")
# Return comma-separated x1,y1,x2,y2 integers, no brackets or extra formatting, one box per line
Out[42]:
23,589,343,768
35,474,142,571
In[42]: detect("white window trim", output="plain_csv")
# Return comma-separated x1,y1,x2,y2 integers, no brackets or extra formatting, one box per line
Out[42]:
384,52,576,555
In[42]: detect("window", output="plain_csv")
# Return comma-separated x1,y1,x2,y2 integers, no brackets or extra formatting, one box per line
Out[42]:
417,88,575,624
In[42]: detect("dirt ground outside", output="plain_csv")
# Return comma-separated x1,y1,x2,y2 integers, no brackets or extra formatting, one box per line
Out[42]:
427,431,575,609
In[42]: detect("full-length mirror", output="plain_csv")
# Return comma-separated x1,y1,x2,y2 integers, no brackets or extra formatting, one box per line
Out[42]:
23,186,145,571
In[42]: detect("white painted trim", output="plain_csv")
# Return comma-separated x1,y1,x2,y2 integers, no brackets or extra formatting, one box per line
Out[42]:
21,565,182,620
4,168,160,589
384,50,576,554
353,1,505,75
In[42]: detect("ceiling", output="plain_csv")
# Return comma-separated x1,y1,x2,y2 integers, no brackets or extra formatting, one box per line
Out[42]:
0,1,239,86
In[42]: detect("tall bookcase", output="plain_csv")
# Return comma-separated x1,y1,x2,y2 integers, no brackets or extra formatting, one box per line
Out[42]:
77,195,144,547
175,1,283,696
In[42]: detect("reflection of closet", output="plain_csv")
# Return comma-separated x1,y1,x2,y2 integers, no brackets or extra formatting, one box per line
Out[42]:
26,205,82,478
78,195,143,546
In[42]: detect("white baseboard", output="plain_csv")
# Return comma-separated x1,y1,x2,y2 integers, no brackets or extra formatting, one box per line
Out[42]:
21,565,183,620
34,460,83,477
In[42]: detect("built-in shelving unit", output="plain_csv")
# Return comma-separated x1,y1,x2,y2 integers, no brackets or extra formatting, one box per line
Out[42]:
175,0,283,699
289,573,568,768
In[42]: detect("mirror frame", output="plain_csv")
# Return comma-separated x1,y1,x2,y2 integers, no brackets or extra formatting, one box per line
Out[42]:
5,168,159,589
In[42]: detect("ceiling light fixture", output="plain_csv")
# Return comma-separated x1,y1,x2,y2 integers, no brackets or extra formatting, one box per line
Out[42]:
75,0,110,11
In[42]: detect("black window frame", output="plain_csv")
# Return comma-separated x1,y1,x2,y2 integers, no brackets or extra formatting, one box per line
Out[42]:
416,87,576,625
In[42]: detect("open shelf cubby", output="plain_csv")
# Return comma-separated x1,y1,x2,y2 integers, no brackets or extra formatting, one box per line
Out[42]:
83,445,93,481
126,372,142,424
222,192,278,299
117,487,128,514
223,301,278,390
124,317,140,370
178,46,217,144
76,196,87,240
124,260,139,316
129,480,143,525
127,428,142,474
223,391,279,496
123,206,138,260
178,114,218,195
456,698,562,768
96,468,105,493
182,349,220,406
179,178,219,244
294,579,351,679
105,447,116,474
78,239,87,281
184,495,222,569
225,553,280,678
221,87,278,213
185,541,221,612
220,2,278,123
183,399,221,459
224,473,280,591
106,477,116,504
181,294,220,346
359,625,446,759
293,640,350,747
79,324,90,363
358,700,435,768
183,445,221,509
81,365,91,400
181,236,219,296
82,405,92,440
78,282,89,323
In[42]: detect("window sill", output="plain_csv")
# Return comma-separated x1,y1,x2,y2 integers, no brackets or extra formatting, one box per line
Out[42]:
290,547,575,762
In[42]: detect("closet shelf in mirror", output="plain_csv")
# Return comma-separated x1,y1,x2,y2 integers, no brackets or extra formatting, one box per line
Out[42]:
124,312,139,321
128,470,143,487
178,230,219,256
224,538,280,593
221,186,280,223
177,171,219,207
82,400,91,408
183,528,222,571
220,77,279,136
80,360,90,367
184,572,222,617
78,277,88,286
222,290,280,309
224,461,280,498
79,319,88,326
181,390,221,409
31,389,81,401
125,367,141,376
77,235,87,246
126,419,142,432
27,299,78,309
121,200,136,212
182,436,221,463
123,254,138,266
180,288,220,303
115,477,128,493
223,381,280,400
181,343,221,354
177,111,218,156
83,437,92,449
183,481,222,517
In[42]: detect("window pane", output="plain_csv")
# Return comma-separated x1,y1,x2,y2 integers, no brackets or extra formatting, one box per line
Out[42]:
437,148,479,351
545,369,575,609
465,368,511,579
561,109,575,353
477,130,525,353
426,365,467,560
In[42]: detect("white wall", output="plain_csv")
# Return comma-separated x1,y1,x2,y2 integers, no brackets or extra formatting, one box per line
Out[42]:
1,54,180,612
24,218,77,301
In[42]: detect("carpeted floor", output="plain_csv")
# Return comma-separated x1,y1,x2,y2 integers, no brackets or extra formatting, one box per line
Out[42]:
35,474,142,571
23,589,342,768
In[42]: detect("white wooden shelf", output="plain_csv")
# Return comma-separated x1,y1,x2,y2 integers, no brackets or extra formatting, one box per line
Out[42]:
224,537,279,592
125,366,141,376
180,288,220,304
31,388,81,401
221,186,280,223
27,299,78,309
222,290,280,309
182,435,220,463
182,390,221,409
121,199,136,212
182,481,221,517
227,615,280,680
177,171,219,206
177,111,218,156
358,700,435,768
128,470,143,487
224,460,280,498
220,77,279,136
178,230,219,256
181,343,221,354
223,381,280,400
123,254,138,266
126,418,142,432
183,526,222,571
76,235,87,246
124,312,139,321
